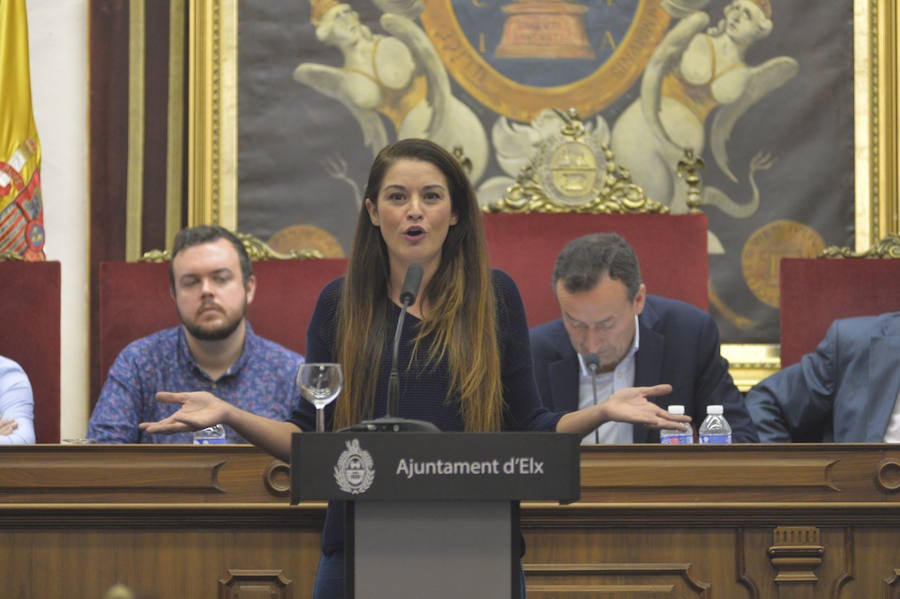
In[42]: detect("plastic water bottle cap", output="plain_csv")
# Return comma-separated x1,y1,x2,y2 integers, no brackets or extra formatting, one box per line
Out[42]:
667,404,685,415
707,405,724,415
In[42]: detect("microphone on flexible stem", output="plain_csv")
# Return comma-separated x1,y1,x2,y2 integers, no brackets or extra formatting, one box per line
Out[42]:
387,263,423,418
585,353,600,444
345,263,439,432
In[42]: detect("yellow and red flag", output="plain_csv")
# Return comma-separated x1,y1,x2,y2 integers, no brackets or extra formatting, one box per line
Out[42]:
0,0,44,260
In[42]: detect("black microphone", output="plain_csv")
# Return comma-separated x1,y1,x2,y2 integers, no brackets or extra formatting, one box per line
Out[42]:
585,353,600,444
399,262,423,306
345,264,439,432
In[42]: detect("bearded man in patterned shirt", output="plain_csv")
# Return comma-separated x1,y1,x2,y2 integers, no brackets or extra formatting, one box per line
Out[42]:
88,225,305,443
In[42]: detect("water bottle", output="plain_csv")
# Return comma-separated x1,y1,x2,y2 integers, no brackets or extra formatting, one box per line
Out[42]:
699,405,732,444
193,424,227,445
659,405,693,444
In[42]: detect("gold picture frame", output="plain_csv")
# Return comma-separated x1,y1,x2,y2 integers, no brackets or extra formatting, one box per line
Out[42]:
185,0,900,388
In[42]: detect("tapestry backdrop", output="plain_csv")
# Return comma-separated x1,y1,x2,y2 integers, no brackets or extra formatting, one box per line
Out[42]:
236,0,854,343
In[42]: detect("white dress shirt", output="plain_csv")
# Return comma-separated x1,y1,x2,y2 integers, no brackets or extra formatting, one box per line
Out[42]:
577,316,640,445
883,386,900,442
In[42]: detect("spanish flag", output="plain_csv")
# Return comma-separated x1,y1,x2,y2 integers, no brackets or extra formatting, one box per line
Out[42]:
0,0,44,260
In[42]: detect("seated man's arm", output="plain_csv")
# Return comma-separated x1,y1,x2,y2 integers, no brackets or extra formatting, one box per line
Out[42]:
88,351,149,443
0,358,36,444
745,324,840,443
745,366,801,442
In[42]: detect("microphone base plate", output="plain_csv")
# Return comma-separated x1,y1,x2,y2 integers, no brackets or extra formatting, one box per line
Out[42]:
341,417,440,433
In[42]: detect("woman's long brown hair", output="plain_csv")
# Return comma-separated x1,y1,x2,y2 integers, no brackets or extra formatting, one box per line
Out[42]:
332,139,504,432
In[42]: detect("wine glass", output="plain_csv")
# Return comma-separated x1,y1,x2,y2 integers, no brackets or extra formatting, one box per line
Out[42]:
297,362,343,433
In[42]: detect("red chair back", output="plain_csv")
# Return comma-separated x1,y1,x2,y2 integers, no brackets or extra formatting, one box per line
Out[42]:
0,261,61,442
483,213,709,326
779,257,900,366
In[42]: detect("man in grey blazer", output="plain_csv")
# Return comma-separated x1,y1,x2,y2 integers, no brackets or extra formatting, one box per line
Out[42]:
746,312,900,442
530,233,758,444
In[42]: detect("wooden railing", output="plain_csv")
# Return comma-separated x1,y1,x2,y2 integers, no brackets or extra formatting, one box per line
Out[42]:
0,444,898,598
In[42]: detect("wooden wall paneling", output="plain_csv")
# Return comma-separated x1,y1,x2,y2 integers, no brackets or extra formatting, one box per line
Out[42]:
4,527,321,598
2,445,900,598
89,0,184,404
218,569,293,599
141,0,177,253
89,0,132,404
854,528,900,599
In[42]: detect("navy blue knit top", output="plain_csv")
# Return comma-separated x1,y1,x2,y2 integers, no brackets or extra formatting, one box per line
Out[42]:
288,269,562,555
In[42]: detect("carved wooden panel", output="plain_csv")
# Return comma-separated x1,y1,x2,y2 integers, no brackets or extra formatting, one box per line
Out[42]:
219,569,292,599
768,526,824,583
0,445,898,598
0,445,291,503
526,562,709,598
883,569,900,599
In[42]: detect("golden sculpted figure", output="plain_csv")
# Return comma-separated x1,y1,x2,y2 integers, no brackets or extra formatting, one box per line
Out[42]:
297,0,490,182
486,108,668,215
610,0,797,252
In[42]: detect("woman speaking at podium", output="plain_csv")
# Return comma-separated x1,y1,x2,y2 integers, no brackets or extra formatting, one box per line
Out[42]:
141,138,683,597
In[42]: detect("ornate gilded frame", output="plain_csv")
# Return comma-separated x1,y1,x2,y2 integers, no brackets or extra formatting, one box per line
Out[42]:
186,0,900,387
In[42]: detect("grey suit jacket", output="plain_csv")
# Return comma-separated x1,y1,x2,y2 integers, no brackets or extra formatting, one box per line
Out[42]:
746,312,900,442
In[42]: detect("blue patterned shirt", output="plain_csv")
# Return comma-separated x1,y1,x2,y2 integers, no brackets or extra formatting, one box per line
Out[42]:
88,323,304,443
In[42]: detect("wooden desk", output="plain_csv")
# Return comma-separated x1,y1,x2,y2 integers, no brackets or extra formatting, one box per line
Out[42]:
1,445,898,598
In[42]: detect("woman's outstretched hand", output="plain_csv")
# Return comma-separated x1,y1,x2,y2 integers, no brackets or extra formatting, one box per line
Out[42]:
556,383,693,435
139,391,230,435
600,385,689,429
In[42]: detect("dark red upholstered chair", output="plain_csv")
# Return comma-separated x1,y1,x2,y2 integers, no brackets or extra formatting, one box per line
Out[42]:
0,260,61,442
779,256,900,367
98,258,347,390
483,213,709,327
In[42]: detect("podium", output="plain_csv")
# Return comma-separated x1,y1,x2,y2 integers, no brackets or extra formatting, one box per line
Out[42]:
291,432,580,598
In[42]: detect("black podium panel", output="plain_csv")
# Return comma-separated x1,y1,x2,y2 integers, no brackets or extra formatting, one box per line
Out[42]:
290,432,580,504
291,432,580,598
